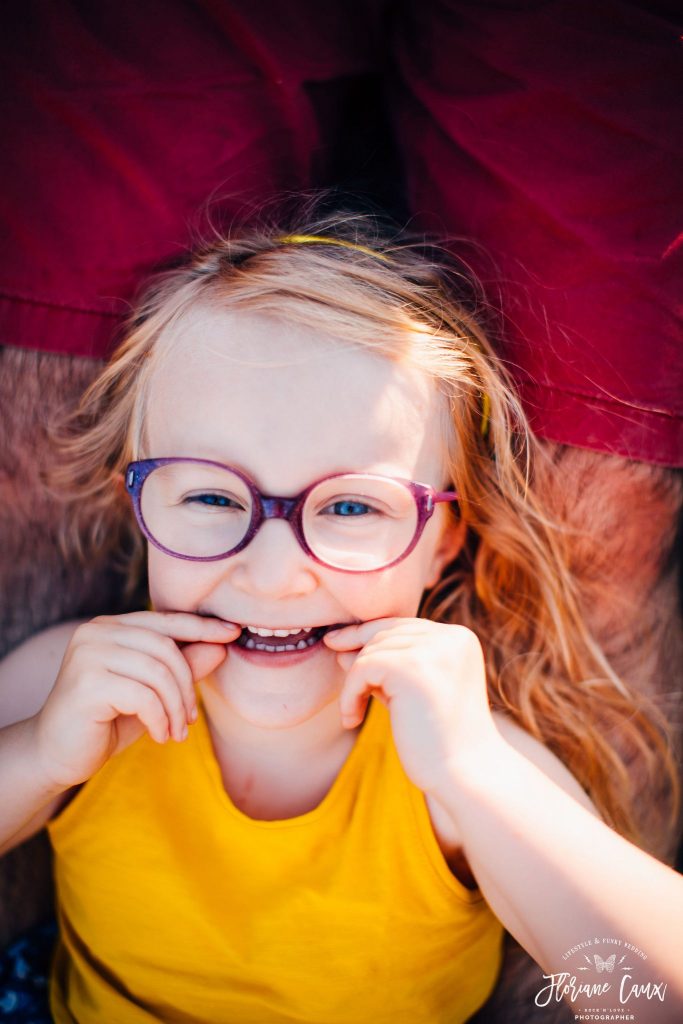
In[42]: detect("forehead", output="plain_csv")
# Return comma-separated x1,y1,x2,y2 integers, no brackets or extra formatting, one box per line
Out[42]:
144,305,448,490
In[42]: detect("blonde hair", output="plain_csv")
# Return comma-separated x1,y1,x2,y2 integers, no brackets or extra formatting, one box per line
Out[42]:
51,200,679,858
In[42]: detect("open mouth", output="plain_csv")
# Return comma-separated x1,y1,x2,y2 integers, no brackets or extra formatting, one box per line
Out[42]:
234,623,347,653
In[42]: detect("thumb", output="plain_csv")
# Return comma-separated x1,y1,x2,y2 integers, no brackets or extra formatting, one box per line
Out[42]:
181,641,229,681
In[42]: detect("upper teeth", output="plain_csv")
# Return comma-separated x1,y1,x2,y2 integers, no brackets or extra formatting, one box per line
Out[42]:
245,625,313,637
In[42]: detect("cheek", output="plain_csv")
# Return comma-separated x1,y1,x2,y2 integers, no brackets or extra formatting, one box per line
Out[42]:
331,561,434,622
147,543,443,620
147,550,208,609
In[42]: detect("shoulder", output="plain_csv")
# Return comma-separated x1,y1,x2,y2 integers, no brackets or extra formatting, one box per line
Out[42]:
427,711,602,877
490,711,601,819
0,619,85,728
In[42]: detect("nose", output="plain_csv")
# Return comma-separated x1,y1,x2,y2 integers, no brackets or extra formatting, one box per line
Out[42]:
227,517,318,599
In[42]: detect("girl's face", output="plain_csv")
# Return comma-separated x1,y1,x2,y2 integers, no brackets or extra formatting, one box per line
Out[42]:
144,306,464,730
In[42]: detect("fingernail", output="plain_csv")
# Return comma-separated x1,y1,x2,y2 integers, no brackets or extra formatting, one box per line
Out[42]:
179,724,188,741
190,706,198,723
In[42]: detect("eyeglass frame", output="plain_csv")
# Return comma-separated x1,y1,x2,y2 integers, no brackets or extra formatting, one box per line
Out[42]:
124,457,459,574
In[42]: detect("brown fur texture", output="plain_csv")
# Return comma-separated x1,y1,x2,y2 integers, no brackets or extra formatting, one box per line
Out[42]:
473,445,683,1024
0,348,680,1023
534,443,683,862
0,346,146,947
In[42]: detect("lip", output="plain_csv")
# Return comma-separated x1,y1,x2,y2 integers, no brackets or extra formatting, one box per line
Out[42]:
227,620,353,666
230,631,333,667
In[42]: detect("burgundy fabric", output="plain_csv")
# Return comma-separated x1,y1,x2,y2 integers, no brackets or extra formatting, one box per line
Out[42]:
0,0,381,358
2,2,681,465
391,1,683,465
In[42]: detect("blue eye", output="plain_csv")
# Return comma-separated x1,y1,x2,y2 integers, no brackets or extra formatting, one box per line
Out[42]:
185,493,240,508
326,500,372,516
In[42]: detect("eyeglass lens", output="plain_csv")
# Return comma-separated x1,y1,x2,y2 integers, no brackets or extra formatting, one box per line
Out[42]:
139,462,419,570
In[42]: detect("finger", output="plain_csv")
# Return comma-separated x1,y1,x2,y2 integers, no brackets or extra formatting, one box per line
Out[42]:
323,617,404,651
94,611,241,644
341,636,419,654
181,641,228,688
339,659,387,727
100,647,188,741
102,673,171,745
107,627,197,723
335,651,357,672
111,713,146,751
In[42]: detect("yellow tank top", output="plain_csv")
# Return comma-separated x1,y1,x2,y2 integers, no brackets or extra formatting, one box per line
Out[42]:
47,695,503,1023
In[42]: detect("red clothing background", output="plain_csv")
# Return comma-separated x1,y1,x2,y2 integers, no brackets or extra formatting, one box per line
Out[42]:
390,0,683,465
1,1,681,464
0,0,383,357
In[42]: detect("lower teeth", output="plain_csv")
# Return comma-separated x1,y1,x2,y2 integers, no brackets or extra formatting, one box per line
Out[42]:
243,635,319,652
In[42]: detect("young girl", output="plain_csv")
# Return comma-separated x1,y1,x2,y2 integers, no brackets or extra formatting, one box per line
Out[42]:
1,206,681,1024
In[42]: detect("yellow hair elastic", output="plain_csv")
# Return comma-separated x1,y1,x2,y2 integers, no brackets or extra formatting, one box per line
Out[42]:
278,234,490,438
277,234,391,262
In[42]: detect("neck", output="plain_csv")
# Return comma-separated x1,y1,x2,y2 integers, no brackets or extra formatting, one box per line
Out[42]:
197,677,360,820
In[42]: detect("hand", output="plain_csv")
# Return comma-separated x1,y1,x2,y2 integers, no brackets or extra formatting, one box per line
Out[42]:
324,617,499,797
34,611,241,789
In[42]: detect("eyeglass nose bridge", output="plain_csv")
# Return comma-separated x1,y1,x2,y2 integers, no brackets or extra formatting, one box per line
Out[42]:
259,495,299,520
248,493,309,559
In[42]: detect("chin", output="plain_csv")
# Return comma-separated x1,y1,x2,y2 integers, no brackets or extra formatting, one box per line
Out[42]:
206,654,343,730
224,688,339,731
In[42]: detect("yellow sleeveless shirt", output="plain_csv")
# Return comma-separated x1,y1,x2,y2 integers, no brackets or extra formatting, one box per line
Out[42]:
47,695,503,1023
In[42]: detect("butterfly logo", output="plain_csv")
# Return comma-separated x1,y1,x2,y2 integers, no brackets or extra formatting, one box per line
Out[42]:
578,950,631,973
594,954,617,973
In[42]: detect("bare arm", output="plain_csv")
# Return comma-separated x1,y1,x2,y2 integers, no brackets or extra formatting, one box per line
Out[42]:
324,617,683,1020
0,621,84,855
0,716,75,856
437,725,683,1021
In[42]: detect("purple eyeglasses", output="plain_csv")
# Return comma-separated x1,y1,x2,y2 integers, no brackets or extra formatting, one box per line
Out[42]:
125,458,458,573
